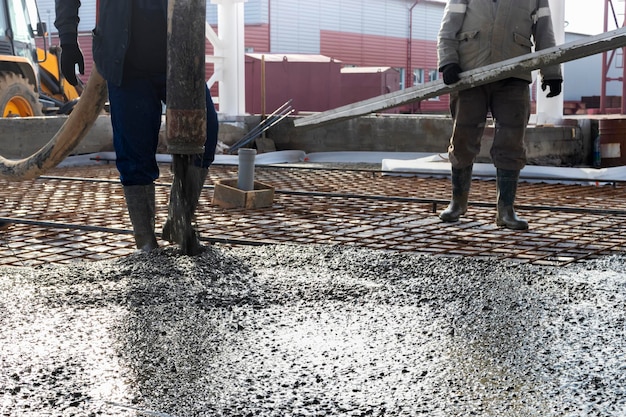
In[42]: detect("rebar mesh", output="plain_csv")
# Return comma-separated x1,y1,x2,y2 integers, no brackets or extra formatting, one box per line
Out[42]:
1,163,624,267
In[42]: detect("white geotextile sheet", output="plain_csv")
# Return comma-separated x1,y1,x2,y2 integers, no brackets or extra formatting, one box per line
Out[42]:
59,151,626,185
381,153,626,184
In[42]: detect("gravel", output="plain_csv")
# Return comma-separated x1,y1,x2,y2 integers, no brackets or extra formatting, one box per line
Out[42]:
1,244,625,416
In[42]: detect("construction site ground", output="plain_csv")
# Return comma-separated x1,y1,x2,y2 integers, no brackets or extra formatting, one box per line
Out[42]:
2,160,626,416
1,161,624,268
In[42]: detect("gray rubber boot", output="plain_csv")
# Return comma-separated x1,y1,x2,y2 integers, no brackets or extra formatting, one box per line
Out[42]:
495,169,529,230
439,165,473,222
123,184,158,252
162,165,208,254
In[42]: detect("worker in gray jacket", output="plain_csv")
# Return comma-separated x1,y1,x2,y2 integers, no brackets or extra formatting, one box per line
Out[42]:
437,0,562,230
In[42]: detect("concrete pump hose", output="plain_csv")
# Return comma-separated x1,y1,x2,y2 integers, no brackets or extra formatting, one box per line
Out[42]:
0,67,108,181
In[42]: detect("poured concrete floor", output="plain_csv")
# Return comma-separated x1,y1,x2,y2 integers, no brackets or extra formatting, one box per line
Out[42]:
0,245,624,416
1,162,625,416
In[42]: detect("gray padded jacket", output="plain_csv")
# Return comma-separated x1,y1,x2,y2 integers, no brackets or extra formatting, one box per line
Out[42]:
437,0,562,83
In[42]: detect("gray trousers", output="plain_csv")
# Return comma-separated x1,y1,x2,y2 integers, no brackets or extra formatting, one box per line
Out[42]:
448,78,531,171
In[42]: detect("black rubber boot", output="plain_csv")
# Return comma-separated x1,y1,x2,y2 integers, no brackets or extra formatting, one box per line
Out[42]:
123,184,158,252
495,169,529,230
162,164,208,255
439,165,473,222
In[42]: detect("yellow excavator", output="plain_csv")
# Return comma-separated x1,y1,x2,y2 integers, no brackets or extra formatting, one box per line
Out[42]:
0,0,81,117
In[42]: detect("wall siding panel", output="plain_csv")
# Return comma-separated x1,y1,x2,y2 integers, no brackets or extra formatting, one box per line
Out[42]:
321,30,438,69
271,0,321,53
37,0,609,112
37,0,96,32
320,30,448,111
245,24,270,53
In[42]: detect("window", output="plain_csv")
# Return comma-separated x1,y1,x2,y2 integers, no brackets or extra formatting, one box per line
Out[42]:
7,0,33,43
413,69,424,85
428,69,440,100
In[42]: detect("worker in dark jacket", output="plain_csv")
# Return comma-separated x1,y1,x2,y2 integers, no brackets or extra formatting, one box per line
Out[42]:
55,0,219,252
437,0,562,230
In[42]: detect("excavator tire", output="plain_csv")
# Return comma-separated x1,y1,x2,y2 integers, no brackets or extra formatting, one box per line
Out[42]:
0,72,43,117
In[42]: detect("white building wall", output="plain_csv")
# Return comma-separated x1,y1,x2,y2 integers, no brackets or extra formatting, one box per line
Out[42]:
270,1,321,53
36,0,237,32
36,0,97,33
563,32,622,101
412,2,445,41
269,0,442,54
241,0,267,24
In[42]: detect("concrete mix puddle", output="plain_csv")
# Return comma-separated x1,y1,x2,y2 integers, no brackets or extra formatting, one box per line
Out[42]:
0,244,624,416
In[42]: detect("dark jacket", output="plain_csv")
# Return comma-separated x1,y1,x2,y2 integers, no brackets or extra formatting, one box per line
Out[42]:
55,0,167,87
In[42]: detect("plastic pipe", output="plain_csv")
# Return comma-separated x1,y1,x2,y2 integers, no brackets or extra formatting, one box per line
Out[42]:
237,148,257,191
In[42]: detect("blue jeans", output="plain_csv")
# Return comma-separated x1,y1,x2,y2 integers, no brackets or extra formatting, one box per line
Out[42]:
108,75,218,186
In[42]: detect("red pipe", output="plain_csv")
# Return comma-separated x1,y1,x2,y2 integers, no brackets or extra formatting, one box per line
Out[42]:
267,0,271,52
406,1,419,89
406,1,419,113
622,0,626,114
601,0,610,113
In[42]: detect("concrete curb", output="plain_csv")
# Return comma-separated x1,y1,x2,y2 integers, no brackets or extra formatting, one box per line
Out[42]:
0,115,113,160
0,114,594,167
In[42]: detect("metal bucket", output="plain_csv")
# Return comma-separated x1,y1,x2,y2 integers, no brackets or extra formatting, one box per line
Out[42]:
598,118,626,167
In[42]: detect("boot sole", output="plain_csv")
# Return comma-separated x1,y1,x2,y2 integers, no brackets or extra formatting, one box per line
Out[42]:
439,214,461,222
496,220,529,230
439,209,466,223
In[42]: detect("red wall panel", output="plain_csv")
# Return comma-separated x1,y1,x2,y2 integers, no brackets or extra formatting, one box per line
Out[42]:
44,24,449,113
245,24,271,52
321,30,448,112
245,55,342,114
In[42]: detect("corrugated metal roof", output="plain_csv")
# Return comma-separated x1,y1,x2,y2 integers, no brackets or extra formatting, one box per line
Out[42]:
246,53,340,63
341,67,394,73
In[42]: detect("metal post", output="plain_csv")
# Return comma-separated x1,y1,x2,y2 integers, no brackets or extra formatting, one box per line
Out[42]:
536,0,565,125
622,0,626,114
601,0,611,113
212,0,247,116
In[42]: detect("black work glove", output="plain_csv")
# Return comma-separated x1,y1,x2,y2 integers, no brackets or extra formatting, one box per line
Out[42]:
541,79,562,98
59,43,85,86
441,63,463,85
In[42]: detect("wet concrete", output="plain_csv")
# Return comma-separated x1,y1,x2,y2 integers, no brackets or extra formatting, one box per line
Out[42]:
0,244,624,416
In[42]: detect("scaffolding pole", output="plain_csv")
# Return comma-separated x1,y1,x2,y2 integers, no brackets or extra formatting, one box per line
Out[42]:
601,0,626,114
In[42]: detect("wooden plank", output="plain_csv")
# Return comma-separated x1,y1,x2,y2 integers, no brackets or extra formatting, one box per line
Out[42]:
294,27,626,128
212,179,275,209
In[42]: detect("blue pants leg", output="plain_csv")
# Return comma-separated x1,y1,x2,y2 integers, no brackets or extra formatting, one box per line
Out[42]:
109,76,219,185
201,87,219,168
108,77,164,186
